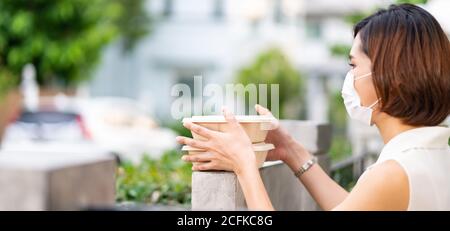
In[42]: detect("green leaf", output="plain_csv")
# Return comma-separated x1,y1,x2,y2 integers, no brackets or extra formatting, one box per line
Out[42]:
115,149,192,205
10,11,33,37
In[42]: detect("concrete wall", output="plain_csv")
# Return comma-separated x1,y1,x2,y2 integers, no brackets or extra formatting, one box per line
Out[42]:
0,151,116,211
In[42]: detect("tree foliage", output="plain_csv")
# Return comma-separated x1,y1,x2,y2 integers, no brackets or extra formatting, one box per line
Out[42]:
0,0,150,94
235,48,304,119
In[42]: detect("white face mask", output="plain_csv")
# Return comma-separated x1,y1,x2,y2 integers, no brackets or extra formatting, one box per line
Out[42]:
341,71,379,126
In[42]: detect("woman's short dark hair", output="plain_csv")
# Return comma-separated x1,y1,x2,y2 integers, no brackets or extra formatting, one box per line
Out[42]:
354,3,450,126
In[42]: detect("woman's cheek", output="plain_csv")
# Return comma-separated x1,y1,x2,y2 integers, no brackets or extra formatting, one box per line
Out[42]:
355,81,375,106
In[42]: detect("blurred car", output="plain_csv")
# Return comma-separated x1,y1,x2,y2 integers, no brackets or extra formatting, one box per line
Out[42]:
80,97,177,163
0,95,107,158
2,96,177,163
3,110,91,142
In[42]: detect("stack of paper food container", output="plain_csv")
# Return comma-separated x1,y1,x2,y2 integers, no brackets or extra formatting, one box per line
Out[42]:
181,115,276,168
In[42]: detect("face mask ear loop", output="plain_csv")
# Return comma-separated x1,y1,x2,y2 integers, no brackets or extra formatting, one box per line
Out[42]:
354,72,372,81
368,99,380,109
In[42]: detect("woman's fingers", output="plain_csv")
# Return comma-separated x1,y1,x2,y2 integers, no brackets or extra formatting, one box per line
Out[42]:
255,104,279,129
176,136,210,149
255,104,272,116
182,152,215,163
183,121,217,139
182,152,232,171
192,160,233,172
191,161,217,171
222,107,240,130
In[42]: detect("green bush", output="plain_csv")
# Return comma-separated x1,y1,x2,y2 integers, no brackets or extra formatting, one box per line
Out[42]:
235,48,304,119
0,0,150,90
116,149,192,205
0,0,121,87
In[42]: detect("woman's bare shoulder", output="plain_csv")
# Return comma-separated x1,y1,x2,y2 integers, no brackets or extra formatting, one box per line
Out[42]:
333,160,409,211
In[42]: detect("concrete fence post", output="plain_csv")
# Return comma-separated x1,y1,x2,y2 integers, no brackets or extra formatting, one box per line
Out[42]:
0,151,116,211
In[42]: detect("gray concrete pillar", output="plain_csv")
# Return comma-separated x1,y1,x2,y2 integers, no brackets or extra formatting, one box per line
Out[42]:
0,151,116,211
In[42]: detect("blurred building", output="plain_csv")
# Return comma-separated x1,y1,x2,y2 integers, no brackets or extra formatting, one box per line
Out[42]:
88,0,450,165
89,0,385,122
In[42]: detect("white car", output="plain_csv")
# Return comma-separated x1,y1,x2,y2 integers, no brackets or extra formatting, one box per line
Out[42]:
3,96,177,164
80,97,177,163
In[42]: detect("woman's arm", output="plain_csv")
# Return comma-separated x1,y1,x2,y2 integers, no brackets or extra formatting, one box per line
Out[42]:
232,137,349,211
281,136,349,210
236,165,275,210
253,105,349,210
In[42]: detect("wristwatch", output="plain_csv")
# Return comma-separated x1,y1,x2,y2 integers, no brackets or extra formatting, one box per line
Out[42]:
294,156,317,178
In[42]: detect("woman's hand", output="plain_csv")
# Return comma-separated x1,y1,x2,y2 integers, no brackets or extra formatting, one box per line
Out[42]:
177,106,275,210
176,107,257,176
255,104,312,168
254,104,288,162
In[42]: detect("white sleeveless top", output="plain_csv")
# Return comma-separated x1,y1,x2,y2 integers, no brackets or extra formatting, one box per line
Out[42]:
367,126,450,211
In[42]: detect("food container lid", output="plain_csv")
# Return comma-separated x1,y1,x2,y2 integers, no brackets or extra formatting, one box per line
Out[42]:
183,115,275,123
182,142,275,152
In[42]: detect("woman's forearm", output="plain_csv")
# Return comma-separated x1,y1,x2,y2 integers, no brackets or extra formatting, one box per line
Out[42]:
234,132,348,211
236,167,274,211
283,138,349,211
